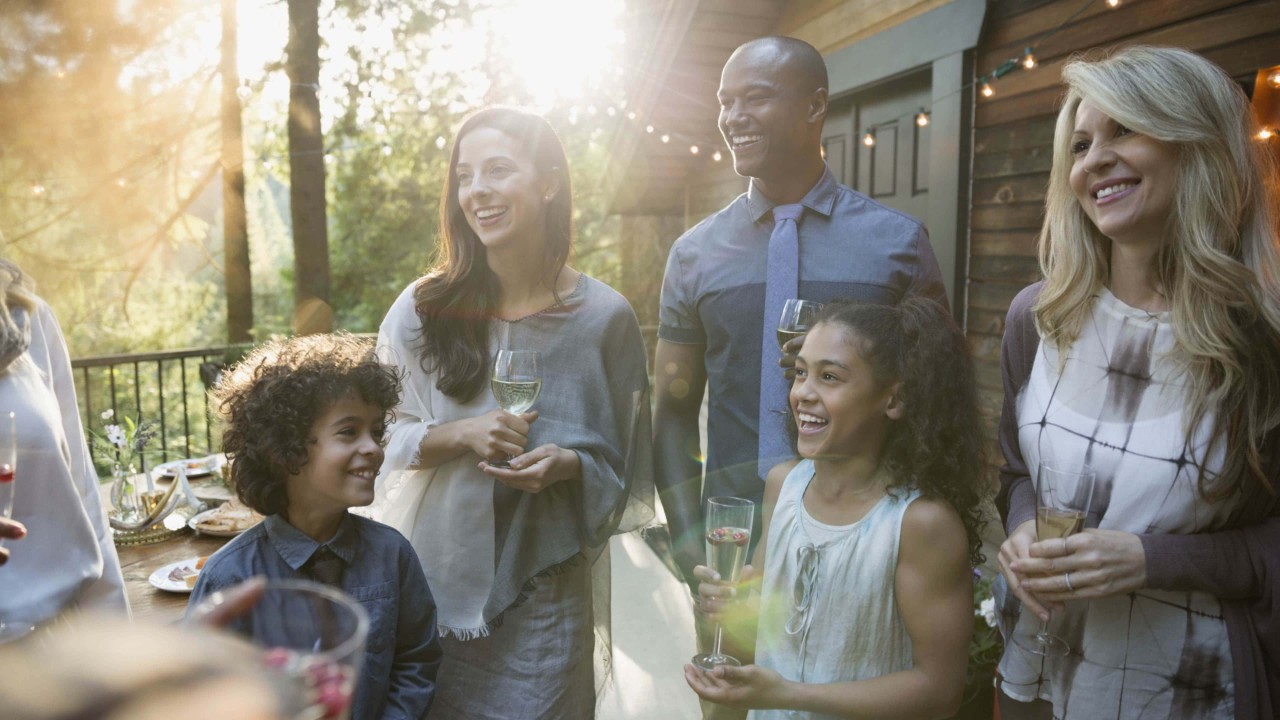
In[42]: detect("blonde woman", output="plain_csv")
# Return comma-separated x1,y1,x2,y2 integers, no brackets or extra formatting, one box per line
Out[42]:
994,47,1280,719
0,259,128,633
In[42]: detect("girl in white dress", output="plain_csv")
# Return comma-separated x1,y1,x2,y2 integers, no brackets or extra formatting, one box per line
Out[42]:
685,298,987,719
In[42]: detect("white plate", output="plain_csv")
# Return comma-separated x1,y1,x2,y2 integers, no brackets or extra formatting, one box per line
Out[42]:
188,506,261,537
149,556,202,593
154,455,222,478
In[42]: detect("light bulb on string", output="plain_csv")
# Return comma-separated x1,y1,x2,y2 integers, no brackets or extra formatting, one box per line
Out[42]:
690,145,699,155
863,132,876,147
1022,49,1037,70
55,69,66,79
324,153,334,165
1270,70,1280,88
661,134,670,144
627,111,637,120
236,81,252,102
435,136,447,150
645,125,654,134
712,150,722,162
1260,128,1274,140
606,106,616,117
115,177,128,189
981,82,994,98
915,110,930,127
31,183,46,197
1107,0,1119,6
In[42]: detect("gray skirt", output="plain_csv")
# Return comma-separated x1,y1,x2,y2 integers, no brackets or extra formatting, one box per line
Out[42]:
427,558,595,720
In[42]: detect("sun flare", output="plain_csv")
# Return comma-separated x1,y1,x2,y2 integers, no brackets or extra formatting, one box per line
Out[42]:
479,0,625,107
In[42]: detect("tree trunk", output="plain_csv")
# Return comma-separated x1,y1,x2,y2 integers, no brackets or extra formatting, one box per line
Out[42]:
221,0,253,343
285,0,331,335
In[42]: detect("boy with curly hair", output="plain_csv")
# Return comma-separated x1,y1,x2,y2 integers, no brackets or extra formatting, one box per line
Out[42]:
187,333,441,720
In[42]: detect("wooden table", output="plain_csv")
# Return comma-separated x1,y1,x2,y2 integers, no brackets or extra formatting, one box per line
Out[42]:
115,529,229,623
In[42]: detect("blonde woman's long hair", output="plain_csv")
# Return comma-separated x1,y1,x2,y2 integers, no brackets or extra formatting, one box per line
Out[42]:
1037,46,1280,499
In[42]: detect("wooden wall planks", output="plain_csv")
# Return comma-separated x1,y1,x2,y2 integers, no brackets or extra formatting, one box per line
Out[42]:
965,0,1280,450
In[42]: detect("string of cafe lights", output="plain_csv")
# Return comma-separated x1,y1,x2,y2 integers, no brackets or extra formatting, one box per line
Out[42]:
18,0,1280,202
17,0,1112,195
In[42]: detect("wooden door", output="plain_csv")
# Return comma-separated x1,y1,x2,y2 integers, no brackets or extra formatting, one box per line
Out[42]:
823,69,932,224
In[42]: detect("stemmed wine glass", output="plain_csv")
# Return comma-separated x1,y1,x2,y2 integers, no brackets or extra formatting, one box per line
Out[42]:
0,411,29,643
777,299,824,349
1030,461,1096,656
692,496,754,670
0,412,14,547
490,350,541,468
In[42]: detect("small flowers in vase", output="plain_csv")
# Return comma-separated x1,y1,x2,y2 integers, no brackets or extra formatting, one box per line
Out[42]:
92,410,176,530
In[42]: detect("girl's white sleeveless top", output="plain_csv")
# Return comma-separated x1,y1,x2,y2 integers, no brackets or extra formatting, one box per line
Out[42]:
751,459,921,720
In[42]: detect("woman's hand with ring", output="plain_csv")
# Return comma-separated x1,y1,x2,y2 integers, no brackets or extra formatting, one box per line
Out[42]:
1013,529,1147,605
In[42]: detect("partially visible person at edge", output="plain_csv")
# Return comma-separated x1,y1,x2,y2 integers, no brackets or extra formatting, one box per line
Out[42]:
0,258,128,631
994,46,1280,720
686,298,985,720
367,107,653,718
652,36,949,592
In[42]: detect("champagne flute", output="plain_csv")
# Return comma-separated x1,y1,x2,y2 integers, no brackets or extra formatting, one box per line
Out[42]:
490,350,541,468
1030,461,1096,656
777,299,823,349
692,496,754,670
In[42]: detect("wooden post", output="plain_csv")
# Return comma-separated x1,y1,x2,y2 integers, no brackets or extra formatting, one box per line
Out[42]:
221,0,253,343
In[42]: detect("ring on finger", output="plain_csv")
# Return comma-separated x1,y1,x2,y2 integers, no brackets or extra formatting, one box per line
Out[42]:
1063,572,1074,592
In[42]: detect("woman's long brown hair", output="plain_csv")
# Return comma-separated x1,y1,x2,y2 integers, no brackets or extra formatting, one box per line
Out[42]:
413,107,572,401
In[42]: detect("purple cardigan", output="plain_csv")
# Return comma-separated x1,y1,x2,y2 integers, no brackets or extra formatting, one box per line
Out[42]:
996,282,1280,720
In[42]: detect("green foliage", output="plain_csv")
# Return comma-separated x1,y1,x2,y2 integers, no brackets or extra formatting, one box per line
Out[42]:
2,0,631,350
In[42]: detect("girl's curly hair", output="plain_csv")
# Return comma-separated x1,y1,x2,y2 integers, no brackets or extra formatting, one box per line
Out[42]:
809,298,989,566
212,333,402,516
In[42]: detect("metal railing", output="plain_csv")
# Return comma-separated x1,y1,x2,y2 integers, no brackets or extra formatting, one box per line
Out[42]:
71,344,253,464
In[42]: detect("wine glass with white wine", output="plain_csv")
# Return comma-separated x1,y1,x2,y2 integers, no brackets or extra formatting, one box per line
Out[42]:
777,299,824,349
1030,461,1096,656
490,350,541,468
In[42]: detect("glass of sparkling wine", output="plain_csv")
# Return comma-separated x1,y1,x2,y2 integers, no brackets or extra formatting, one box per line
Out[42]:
777,299,824,349
692,496,754,671
490,349,541,468
192,579,368,720
1030,461,1096,656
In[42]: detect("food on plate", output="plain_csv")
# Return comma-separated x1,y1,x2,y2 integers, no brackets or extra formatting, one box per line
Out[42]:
166,556,210,588
192,498,263,535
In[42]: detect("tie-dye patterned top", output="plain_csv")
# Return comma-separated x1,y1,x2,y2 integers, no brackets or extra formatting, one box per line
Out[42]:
996,288,1239,719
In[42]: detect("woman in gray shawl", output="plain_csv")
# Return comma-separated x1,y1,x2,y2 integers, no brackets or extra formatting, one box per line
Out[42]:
368,108,653,718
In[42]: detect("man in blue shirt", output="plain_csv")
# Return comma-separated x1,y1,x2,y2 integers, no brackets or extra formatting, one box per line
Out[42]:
654,36,949,585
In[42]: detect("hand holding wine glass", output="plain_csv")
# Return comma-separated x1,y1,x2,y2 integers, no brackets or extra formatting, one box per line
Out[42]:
778,300,823,378
489,350,541,468
1028,461,1096,656
693,496,755,671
